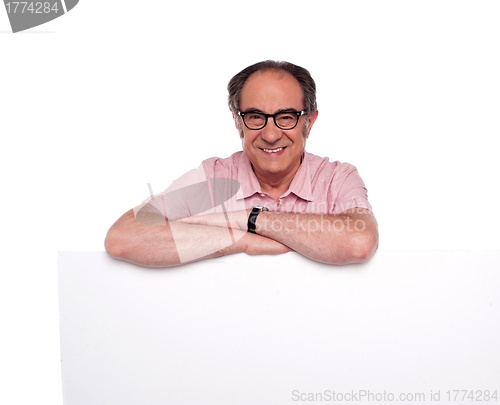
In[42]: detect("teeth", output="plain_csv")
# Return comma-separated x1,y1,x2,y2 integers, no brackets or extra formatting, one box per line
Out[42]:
262,147,284,153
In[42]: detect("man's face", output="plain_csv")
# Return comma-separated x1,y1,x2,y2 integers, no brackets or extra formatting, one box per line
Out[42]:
236,71,318,182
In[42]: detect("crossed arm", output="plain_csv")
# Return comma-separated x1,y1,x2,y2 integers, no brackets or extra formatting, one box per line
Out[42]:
104,204,378,267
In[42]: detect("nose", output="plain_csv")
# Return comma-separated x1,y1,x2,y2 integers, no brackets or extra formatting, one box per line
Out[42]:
260,119,283,145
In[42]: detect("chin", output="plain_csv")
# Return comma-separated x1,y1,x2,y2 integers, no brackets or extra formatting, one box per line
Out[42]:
262,165,287,175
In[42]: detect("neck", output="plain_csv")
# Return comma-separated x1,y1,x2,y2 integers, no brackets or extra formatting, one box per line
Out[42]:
252,161,301,202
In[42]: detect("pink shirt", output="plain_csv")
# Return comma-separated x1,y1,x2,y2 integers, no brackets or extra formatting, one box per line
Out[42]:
145,151,372,220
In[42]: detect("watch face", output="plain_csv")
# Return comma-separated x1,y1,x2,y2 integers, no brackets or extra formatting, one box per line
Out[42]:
248,206,268,234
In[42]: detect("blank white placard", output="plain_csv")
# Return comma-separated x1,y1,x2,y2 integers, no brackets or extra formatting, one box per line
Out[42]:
58,251,500,405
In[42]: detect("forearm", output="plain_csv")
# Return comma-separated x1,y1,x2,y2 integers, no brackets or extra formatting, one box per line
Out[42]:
173,208,377,264
105,209,248,267
254,209,378,265
105,209,290,267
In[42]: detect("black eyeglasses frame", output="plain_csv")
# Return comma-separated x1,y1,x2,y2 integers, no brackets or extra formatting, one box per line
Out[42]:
238,110,306,130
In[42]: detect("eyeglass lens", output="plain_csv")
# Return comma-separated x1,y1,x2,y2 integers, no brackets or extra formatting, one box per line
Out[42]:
244,112,298,129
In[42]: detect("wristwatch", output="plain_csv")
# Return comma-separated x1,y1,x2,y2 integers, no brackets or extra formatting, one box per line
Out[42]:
247,206,269,234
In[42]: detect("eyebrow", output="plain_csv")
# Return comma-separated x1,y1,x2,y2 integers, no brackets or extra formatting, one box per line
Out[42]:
242,107,300,114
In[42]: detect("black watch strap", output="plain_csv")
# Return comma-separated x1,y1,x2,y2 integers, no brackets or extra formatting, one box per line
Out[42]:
247,206,268,234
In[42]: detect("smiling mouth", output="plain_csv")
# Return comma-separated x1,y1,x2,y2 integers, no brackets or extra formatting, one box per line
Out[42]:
260,147,286,153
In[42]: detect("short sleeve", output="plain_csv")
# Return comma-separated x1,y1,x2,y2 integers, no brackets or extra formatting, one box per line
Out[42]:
331,167,373,215
141,165,212,221
140,157,245,221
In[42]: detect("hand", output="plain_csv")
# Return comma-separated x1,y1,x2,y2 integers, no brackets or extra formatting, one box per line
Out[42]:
174,210,250,231
175,211,292,256
243,232,293,255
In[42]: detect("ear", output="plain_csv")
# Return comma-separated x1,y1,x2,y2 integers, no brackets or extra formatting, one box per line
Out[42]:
233,113,245,139
232,113,239,130
307,110,319,135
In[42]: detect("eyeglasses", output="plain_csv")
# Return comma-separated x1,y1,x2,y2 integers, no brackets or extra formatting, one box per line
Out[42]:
238,110,306,130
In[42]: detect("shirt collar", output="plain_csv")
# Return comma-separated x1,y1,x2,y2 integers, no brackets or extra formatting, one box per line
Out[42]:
236,151,314,202
237,152,263,200
282,152,314,201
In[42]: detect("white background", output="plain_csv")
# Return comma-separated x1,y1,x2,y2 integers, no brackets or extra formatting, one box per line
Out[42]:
1,1,499,404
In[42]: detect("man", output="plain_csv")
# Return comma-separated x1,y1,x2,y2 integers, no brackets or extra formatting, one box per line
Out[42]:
105,61,378,267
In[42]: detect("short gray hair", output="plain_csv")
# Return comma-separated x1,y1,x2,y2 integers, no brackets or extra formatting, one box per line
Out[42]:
227,60,317,116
